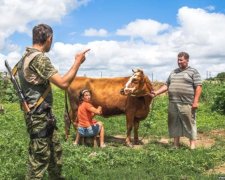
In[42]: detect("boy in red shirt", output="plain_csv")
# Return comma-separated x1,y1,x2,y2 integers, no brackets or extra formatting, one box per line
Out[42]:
73,89,106,148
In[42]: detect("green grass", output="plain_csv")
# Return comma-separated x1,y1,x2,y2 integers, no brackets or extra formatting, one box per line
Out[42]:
0,86,225,179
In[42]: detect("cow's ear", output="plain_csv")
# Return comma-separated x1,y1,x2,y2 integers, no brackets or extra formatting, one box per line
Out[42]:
132,69,139,73
136,68,143,73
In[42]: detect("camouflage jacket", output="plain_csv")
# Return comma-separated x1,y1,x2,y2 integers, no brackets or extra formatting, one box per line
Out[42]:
17,47,58,108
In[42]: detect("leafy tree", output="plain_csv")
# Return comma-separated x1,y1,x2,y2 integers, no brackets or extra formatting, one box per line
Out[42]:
216,72,225,82
0,72,18,103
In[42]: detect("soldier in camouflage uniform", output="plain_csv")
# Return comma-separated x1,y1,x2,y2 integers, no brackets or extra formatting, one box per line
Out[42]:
17,24,90,179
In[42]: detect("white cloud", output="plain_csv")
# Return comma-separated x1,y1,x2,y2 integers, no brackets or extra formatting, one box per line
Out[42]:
83,28,108,37
0,0,90,73
205,5,215,11
0,0,89,50
50,7,225,80
48,40,176,79
178,6,225,78
116,19,170,42
1,6,225,82
0,51,21,72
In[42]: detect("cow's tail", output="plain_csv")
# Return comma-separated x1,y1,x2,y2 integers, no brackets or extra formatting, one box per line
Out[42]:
64,90,72,141
64,90,71,121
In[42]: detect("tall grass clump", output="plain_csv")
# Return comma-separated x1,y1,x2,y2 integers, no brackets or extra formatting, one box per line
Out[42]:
201,81,225,115
211,84,225,114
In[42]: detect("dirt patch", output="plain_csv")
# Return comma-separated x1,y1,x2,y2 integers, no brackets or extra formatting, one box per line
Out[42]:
210,129,225,137
108,132,216,149
107,131,225,174
157,130,225,149
106,135,151,149
157,133,215,149
206,163,225,175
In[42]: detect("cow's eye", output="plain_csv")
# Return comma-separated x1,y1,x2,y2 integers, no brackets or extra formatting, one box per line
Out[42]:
132,79,139,84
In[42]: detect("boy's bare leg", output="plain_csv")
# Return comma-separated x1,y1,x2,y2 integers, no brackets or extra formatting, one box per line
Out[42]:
94,121,106,148
99,125,105,147
73,132,80,145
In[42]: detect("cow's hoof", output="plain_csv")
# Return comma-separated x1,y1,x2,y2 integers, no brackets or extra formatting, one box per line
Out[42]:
134,141,139,145
134,140,143,145
126,143,134,148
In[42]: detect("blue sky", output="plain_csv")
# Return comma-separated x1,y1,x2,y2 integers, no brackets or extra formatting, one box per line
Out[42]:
45,0,225,43
1,0,225,80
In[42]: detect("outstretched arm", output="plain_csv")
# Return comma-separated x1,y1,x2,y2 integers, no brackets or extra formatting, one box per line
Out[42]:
152,84,168,97
49,49,90,89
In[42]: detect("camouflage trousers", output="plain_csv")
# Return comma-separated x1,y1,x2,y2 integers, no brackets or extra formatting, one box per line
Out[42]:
25,113,63,180
26,130,63,180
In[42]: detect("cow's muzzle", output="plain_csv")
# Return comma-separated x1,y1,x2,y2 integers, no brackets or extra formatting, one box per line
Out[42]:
120,87,136,95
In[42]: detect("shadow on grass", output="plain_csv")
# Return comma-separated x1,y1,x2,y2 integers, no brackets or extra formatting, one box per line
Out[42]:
105,135,146,147
105,135,126,147
12,173,25,180
151,139,190,150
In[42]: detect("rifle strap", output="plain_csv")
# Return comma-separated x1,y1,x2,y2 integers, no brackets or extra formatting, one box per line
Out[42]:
33,85,51,109
12,62,51,111
12,63,18,76
12,51,41,76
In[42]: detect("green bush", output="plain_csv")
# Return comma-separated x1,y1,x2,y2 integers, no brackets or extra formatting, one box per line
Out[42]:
201,81,221,104
211,84,225,114
201,81,225,115
0,73,18,103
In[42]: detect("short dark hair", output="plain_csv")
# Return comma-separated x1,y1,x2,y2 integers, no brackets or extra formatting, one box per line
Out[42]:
178,52,189,60
32,24,53,45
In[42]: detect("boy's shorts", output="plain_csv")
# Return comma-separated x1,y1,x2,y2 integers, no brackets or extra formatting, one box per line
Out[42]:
78,124,100,137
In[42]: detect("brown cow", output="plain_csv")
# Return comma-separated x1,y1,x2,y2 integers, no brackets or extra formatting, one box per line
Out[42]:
66,69,154,146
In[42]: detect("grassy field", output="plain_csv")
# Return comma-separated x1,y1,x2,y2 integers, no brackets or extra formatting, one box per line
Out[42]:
0,83,225,179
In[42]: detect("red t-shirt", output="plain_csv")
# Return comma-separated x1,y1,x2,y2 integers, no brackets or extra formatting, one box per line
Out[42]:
77,101,97,128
